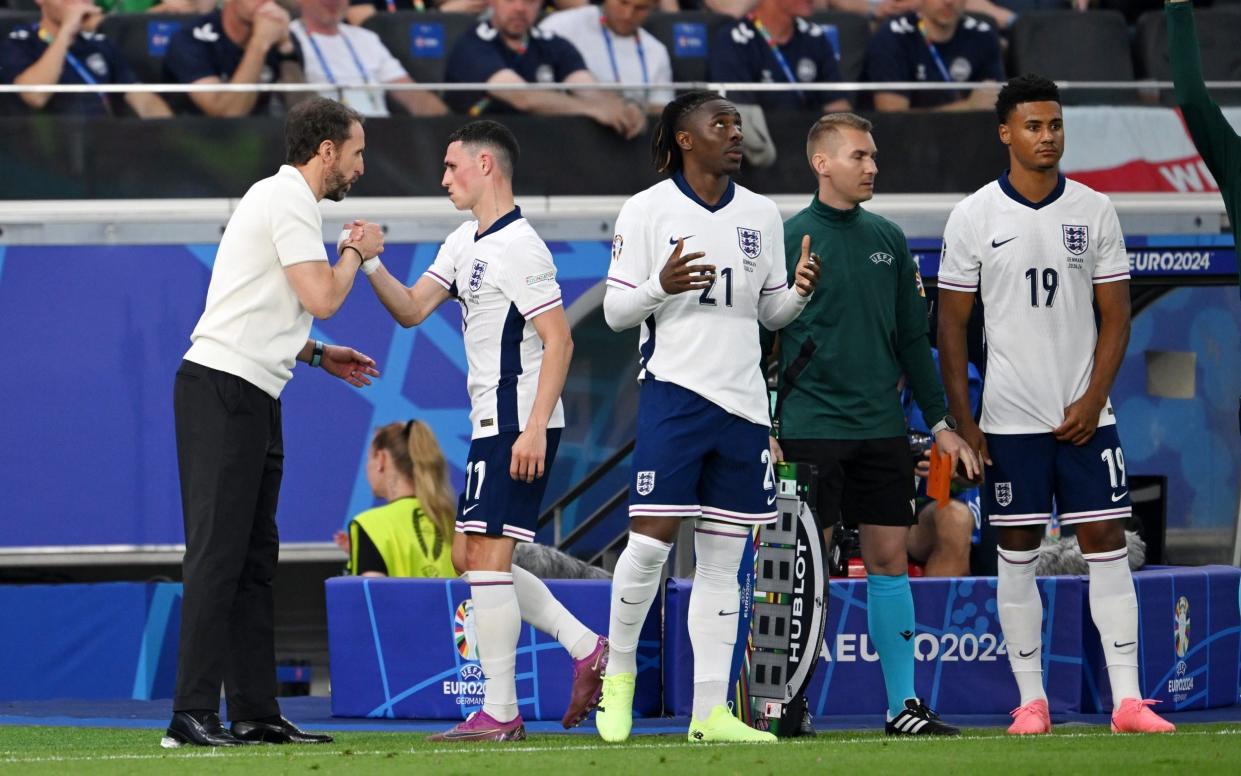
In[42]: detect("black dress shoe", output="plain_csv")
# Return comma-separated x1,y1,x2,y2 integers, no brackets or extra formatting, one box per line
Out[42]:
230,716,334,744
161,711,245,748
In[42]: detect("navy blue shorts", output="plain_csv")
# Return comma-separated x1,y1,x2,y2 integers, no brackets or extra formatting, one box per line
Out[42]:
628,379,777,525
454,428,562,542
984,425,1132,528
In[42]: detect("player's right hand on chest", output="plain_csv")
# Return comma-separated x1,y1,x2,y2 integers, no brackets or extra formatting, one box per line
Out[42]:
659,238,714,295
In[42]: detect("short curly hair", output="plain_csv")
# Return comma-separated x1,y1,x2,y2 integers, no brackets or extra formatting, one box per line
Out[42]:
996,74,1060,124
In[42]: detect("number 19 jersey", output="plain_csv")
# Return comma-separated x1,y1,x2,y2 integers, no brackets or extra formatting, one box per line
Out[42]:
939,173,1130,434
606,175,789,427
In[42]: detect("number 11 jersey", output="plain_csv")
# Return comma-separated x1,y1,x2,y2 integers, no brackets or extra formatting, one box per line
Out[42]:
938,173,1130,435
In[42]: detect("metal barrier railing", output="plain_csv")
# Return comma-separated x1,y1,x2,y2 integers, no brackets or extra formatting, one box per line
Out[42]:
2,79,1238,97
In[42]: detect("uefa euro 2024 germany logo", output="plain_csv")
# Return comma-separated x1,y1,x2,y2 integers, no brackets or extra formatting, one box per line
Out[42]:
1173,596,1191,658
1167,595,1194,701
444,599,486,707
454,599,479,660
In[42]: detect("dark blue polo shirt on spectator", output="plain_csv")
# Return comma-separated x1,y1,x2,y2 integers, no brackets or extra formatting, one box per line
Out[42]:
162,9,302,115
0,25,135,115
707,15,846,112
864,13,1004,110
443,21,587,115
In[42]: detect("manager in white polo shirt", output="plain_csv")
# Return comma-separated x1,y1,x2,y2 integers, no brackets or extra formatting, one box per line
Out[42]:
539,0,674,114
165,97,384,749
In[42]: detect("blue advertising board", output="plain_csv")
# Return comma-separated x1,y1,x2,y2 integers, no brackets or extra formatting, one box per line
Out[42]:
325,577,661,720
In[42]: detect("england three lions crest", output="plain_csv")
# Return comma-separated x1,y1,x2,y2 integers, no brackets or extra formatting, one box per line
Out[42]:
737,227,761,259
994,482,1013,508
469,259,488,292
1062,225,1088,256
636,470,656,496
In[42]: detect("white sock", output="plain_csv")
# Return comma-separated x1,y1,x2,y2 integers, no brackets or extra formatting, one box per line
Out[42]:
608,532,672,676
468,570,521,723
688,520,749,722
997,547,1047,706
511,563,596,660
1084,549,1142,704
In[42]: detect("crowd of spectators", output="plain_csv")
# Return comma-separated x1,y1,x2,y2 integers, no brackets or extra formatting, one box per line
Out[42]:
0,0,1200,123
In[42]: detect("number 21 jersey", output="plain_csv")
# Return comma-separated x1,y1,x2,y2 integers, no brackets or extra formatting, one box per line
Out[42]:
606,175,788,427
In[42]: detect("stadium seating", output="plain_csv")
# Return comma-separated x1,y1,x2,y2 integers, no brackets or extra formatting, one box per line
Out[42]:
0,9,35,41
1010,10,1136,104
362,11,479,88
97,13,198,85
641,11,730,85
808,11,870,83
1136,9,1241,106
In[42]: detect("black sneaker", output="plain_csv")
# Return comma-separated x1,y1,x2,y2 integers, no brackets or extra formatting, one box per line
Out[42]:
884,699,960,736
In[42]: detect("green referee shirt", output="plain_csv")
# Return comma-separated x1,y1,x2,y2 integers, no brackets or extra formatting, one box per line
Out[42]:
1167,1,1241,299
776,195,948,440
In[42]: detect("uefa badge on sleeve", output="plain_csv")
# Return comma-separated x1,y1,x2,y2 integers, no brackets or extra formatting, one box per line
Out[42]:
611,234,624,263
737,227,761,259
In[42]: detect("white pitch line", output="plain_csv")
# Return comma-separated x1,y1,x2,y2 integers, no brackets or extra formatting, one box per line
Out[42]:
0,728,1238,765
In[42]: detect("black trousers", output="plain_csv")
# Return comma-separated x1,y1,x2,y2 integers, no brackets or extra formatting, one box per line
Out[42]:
172,359,282,720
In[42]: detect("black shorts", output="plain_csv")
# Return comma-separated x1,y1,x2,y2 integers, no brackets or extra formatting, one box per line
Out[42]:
780,437,916,528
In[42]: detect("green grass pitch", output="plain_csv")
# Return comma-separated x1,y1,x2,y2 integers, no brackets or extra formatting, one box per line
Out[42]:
1,724,1239,775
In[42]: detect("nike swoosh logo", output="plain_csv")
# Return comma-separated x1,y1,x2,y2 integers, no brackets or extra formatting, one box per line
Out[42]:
462,504,479,515
620,596,647,605
669,235,694,245
766,494,776,506
718,610,739,616
1113,641,1136,649
1018,648,1038,658
991,236,1018,248
1111,491,1128,502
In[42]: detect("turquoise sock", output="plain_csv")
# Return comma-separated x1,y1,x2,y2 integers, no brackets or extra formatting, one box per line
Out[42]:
867,573,916,718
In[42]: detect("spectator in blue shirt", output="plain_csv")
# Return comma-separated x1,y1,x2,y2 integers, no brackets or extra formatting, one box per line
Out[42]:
1,0,171,116
864,0,1004,112
163,0,308,116
444,0,644,139
707,0,851,114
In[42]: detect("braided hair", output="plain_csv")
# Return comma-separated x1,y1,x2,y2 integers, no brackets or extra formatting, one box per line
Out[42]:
651,90,726,175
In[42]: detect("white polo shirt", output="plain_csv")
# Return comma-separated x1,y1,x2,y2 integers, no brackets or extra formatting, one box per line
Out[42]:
290,21,409,117
538,6,673,106
184,165,328,398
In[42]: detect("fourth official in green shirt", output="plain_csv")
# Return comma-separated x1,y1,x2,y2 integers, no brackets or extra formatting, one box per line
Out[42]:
771,113,979,738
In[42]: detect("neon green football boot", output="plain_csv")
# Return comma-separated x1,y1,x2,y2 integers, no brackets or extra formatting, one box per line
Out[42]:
595,672,636,742
687,705,777,743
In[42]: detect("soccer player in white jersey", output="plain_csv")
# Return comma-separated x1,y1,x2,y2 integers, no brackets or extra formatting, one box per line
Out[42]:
938,75,1174,736
596,90,821,743
360,121,607,741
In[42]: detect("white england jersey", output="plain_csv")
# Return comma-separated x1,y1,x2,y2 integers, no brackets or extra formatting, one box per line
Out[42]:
939,174,1130,434
424,208,565,439
606,175,788,426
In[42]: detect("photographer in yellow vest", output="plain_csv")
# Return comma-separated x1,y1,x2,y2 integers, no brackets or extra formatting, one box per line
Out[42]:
337,419,457,578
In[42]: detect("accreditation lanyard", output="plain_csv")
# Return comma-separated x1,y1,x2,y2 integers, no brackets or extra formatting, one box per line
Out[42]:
916,17,963,100
748,13,802,101
307,31,382,114
599,14,647,85
37,25,111,114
